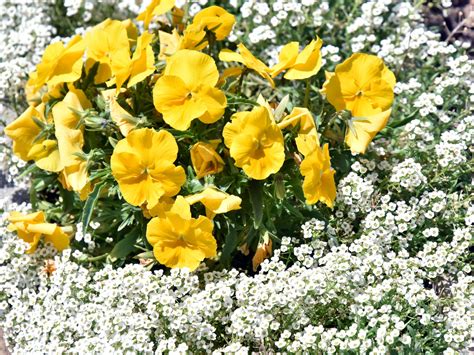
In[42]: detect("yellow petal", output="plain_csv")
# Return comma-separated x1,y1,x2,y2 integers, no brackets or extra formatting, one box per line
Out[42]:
270,42,299,77
192,6,236,41
284,37,323,80
137,0,175,29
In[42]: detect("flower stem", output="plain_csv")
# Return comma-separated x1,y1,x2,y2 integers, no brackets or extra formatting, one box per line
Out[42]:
303,78,311,110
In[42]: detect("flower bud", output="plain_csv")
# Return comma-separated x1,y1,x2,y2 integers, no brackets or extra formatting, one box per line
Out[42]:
190,141,225,179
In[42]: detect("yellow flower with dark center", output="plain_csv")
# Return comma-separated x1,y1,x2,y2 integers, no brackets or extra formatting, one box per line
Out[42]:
223,106,285,180
185,187,241,218
146,196,217,270
153,50,227,131
299,143,336,208
137,0,175,29
190,141,225,179
28,35,85,93
7,211,70,254
53,89,92,200
84,19,130,85
111,128,186,208
4,103,62,172
192,6,236,41
271,37,323,80
219,44,274,87
323,53,396,153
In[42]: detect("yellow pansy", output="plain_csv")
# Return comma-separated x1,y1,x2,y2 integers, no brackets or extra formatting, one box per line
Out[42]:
158,25,207,60
7,211,70,254
223,106,285,180
53,89,92,199
146,196,217,270
185,187,242,218
300,143,336,208
219,44,274,87
271,37,323,80
84,19,130,85
190,141,225,179
110,128,186,208
127,32,156,88
153,50,226,131
323,53,396,154
4,103,62,172
101,89,136,136
28,35,85,93
137,0,175,29
277,107,318,136
192,6,236,41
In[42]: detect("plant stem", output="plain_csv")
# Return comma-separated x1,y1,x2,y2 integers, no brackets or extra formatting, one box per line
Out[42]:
303,78,311,110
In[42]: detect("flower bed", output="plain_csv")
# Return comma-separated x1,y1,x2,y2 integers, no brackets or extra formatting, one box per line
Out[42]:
0,0,473,353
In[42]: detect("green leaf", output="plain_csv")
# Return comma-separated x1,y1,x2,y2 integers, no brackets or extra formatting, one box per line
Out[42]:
59,185,75,213
81,182,105,235
248,180,263,229
134,251,155,259
109,228,139,262
220,223,238,267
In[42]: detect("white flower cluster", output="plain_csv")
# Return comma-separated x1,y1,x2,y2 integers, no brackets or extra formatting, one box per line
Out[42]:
389,158,427,192
435,115,473,168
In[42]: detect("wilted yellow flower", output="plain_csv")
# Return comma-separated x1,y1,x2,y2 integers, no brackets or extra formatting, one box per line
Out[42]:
185,187,241,218
84,19,130,84
53,89,92,200
271,37,323,80
101,89,136,136
223,106,285,180
192,6,235,41
146,196,217,270
323,53,396,153
4,103,62,172
137,0,175,29
190,141,225,179
7,211,70,254
252,234,272,272
153,50,227,130
219,44,274,87
111,128,186,208
300,143,336,208
28,35,85,93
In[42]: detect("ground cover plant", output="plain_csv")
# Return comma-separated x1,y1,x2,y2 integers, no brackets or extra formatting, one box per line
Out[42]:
0,0,472,353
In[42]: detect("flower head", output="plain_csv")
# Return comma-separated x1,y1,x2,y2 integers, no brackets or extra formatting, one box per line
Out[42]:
192,6,235,41
158,25,207,60
4,103,62,172
7,211,70,253
146,196,217,270
299,143,336,208
219,44,274,87
223,106,285,180
28,35,85,92
153,50,226,130
271,37,323,80
137,0,175,29
185,187,241,218
323,53,396,153
111,128,186,208
190,141,225,179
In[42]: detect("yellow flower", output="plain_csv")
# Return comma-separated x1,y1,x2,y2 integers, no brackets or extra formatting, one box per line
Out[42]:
252,233,272,272
299,143,336,208
4,103,62,172
111,128,186,208
277,107,318,136
223,106,285,180
158,25,207,60
137,0,175,29
185,187,241,218
323,53,396,153
146,196,217,270
192,6,236,41
190,141,225,179
153,50,227,130
271,37,323,80
7,211,70,254
53,89,92,199
84,19,130,85
101,89,136,136
28,35,85,93
219,44,274,87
